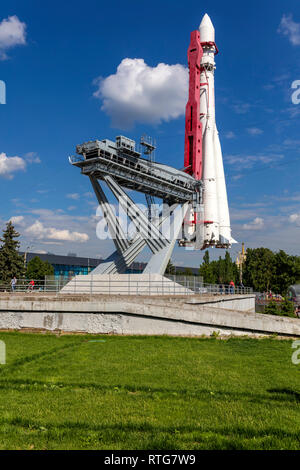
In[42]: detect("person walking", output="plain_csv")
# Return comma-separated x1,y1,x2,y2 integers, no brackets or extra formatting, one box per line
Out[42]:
11,277,17,292
28,279,35,292
229,280,235,294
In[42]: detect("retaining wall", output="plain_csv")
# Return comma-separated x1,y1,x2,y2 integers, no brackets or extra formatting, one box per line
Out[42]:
0,294,299,337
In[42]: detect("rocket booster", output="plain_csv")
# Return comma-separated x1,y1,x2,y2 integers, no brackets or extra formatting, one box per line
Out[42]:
183,14,236,249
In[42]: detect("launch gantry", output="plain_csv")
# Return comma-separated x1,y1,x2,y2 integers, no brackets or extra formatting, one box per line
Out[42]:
69,135,202,275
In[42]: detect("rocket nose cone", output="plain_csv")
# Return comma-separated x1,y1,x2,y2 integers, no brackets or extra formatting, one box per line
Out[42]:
199,13,215,43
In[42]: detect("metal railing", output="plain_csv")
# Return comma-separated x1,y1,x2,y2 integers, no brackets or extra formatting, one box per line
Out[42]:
0,277,253,297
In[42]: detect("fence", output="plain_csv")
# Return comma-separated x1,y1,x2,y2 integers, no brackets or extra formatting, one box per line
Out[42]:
0,277,253,297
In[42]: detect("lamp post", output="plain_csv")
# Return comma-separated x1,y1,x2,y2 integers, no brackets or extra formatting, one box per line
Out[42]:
24,245,34,270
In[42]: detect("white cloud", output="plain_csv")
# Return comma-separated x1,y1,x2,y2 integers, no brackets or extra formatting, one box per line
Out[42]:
24,152,41,164
278,14,300,46
242,217,264,230
9,215,25,226
67,193,80,200
84,192,94,198
25,220,89,242
0,15,27,59
0,152,26,178
224,131,236,139
225,153,284,170
247,127,263,136
94,58,188,129
289,213,300,224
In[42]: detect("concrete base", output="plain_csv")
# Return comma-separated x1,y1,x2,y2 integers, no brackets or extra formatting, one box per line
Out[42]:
0,294,299,337
60,274,193,296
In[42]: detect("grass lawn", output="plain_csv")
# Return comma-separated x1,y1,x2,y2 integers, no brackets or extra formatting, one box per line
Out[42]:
0,331,299,450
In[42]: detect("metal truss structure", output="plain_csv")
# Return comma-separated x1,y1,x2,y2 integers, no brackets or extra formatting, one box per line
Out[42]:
69,136,201,274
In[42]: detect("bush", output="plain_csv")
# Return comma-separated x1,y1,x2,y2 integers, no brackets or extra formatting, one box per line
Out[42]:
264,299,295,318
264,300,280,316
280,300,295,318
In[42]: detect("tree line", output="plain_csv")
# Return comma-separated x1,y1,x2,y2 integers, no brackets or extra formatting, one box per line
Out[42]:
198,247,300,294
243,248,300,294
0,222,54,284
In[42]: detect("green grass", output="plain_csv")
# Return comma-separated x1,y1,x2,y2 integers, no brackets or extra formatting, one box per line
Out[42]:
0,331,299,450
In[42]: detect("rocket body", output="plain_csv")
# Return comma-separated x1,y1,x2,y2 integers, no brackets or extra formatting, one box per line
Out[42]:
199,14,236,248
181,14,236,250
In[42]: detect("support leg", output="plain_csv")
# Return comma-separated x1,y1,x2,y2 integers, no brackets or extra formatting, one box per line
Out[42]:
90,175,129,253
144,203,189,275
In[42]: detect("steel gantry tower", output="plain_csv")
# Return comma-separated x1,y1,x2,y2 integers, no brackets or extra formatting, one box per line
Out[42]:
69,135,202,275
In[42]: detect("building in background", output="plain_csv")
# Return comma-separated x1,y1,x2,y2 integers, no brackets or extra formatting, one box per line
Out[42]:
21,252,200,279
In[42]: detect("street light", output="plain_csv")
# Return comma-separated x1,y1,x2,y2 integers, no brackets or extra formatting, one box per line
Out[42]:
24,245,34,268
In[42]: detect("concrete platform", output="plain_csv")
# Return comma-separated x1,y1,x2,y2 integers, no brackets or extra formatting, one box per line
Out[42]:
0,293,299,338
60,274,193,296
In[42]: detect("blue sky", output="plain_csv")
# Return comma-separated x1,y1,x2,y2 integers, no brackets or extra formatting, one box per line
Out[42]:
0,0,300,267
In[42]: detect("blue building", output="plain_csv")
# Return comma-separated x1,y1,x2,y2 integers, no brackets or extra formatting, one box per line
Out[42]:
22,252,200,279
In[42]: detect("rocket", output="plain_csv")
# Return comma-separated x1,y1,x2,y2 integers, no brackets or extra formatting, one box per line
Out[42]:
183,14,236,250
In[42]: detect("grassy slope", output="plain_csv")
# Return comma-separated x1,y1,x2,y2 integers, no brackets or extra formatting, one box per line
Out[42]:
0,332,299,450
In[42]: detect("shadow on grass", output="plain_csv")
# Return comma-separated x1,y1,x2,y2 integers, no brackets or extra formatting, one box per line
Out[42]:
0,378,300,405
267,388,300,402
0,342,81,375
1,416,299,442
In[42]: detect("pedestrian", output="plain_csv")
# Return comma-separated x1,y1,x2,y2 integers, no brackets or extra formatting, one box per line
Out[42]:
295,305,300,319
229,280,235,294
11,276,17,292
28,279,35,292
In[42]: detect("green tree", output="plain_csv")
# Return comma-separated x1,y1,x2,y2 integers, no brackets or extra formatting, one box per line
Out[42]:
199,251,238,285
243,248,276,292
199,250,217,284
272,251,299,294
0,222,24,283
26,256,54,280
217,256,226,284
224,251,238,284
165,260,175,275
243,247,300,295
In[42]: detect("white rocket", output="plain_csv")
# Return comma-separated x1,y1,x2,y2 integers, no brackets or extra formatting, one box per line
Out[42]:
199,14,236,248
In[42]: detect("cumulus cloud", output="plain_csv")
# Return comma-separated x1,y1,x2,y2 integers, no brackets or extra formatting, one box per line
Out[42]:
9,215,25,226
289,213,300,224
0,152,26,178
0,15,27,59
0,151,41,178
242,217,264,230
25,220,89,242
278,14,300,46
94,58,188,129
